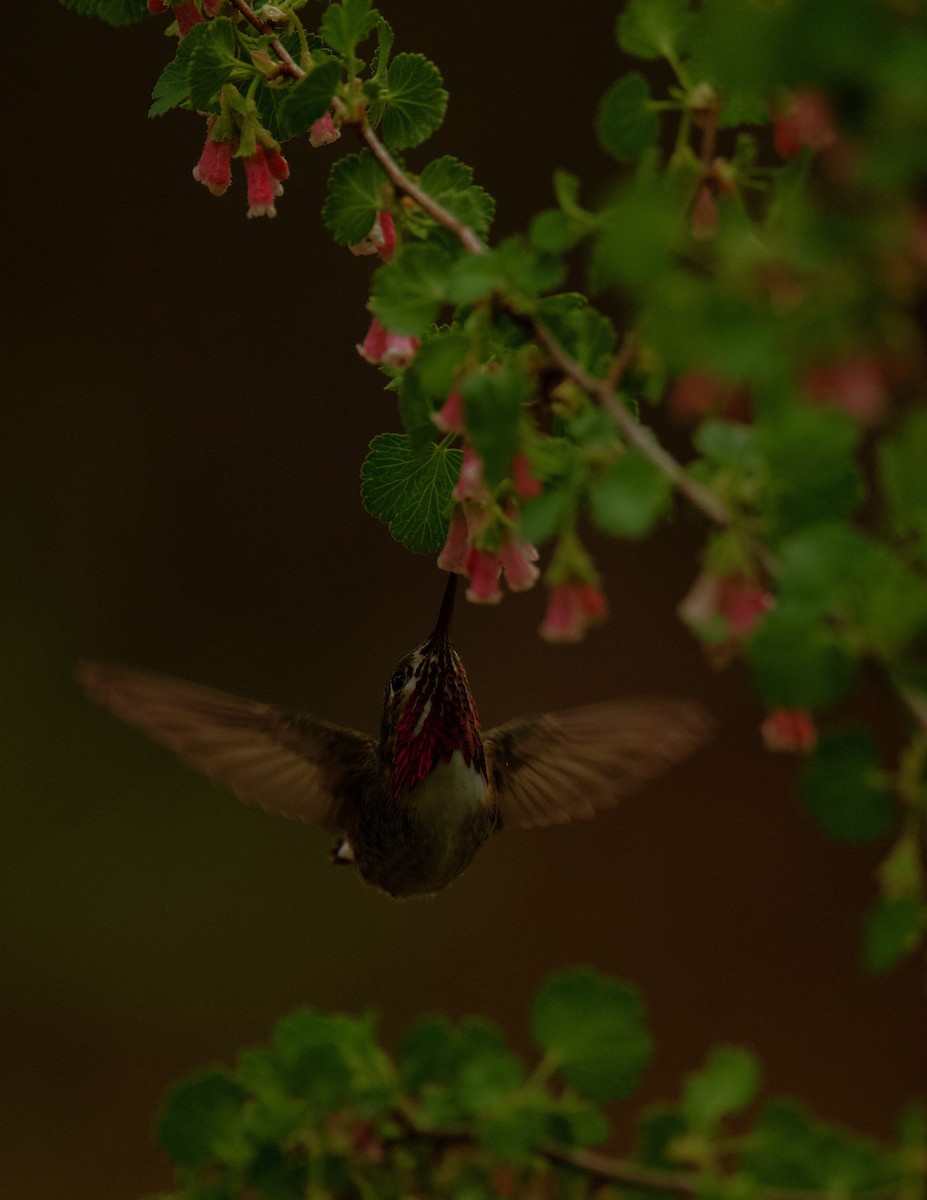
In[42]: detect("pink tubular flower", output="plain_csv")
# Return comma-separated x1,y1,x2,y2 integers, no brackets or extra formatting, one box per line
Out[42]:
679,568,774,667
172,0,205,36
243,145,284,219
464,547,503,604
192,119,232,197
540,581,607,643
803,357,888,425
498,535,540,592
147,0,168,11
349,212,396,261
453,444,490,504
773,90,837,159
761,709,818,753
437,508,469,574
356,317,419,368
433,389,464,435
309,113,341,148
511,452,541,498
691,183,718,239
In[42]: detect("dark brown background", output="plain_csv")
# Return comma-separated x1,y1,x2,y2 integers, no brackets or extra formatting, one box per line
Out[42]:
3,4,924,1197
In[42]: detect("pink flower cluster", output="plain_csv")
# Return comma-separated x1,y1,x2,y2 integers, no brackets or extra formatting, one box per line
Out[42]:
192,120,289,219
438,509,539,604
147,0,220,36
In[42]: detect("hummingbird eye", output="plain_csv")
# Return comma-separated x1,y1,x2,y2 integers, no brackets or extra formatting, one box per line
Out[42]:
389,668,407,694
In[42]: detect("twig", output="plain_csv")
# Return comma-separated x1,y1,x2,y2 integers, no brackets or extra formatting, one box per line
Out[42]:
227,0,305,79
533,321,730,526
385,1120,898,1200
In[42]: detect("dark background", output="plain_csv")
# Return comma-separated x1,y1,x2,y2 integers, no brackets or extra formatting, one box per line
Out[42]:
3,4,924,1197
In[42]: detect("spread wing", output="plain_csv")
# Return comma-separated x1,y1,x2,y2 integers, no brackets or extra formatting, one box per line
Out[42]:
77,662,378,833
485,698,712,830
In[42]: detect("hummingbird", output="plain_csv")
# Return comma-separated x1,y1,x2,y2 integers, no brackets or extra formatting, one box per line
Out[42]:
78,574,711,898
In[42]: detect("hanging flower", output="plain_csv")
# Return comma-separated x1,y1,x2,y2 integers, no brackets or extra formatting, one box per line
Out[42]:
192,118,232,197
464,548,503,604
452,444,490,504
773,90,837,158
172,0,205,35
309,113,341,148
356,317,419,368
349,212,396,260
540,581,608,643
511,452,542,498
679,568,774,667
803,357,888,425
498,535,540,592
433,389,465,435
437,508,469,574
243,145,288,219
761,709,818,752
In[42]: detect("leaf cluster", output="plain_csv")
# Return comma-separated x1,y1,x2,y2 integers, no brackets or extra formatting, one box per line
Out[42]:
152,969,917,1200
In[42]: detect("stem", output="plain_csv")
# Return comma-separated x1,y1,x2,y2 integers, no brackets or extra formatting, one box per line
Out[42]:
385,1117,901,1200
359,125,487,256
533,320,730,526
227,0,305,78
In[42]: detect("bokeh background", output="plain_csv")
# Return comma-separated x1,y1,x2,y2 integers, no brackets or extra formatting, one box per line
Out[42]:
4,4,925,1197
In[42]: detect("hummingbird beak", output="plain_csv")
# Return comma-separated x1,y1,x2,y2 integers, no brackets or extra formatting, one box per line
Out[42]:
431,572,458,641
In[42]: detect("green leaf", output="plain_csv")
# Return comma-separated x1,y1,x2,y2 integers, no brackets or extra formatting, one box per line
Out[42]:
748,607,855,710
518,489,571,544
418,156,495,237
685,0,781,129
744,1101,893,1193
863,896,927,973
545,1095,610,1148
478,1101,546,1165
188,18,239,111
596,73,660,161
590,451,672,538
529,209,587,253
380,54,448,150
879,409,927,556
447,237,566,306
801,731,893,843
276,58,342,138
398,328,468,453
58,0,147,25
590,161,680,292
322,151,390,245
319,0,378,55
694,420,760,470
637,1104,689,1168
371,242,457,336
536,295,616,378
156,1070,247,1170
461,365,531,488
370,15,394,76
361,434,461,553
149,23,208,116
756,408,864,539
617,0,694,61
682,1047,761,1131
398,1015,457,1092
531,969,651,1103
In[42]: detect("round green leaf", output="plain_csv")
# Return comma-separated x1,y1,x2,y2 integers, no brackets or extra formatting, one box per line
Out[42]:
361,434,461,554
801,730,893,843
156,1070,247,1169
596,72,660,161
682,1046,761,1130
381,53,448,150
531,969,651,1102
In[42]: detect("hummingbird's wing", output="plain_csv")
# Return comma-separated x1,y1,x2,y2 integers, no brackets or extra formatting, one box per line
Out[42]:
77,662,378,833
485,699,712,829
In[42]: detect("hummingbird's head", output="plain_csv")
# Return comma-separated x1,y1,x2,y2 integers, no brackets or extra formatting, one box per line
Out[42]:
381,573,486,798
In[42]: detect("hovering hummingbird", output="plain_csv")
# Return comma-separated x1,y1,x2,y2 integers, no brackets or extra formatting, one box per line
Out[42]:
78,574,711,898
